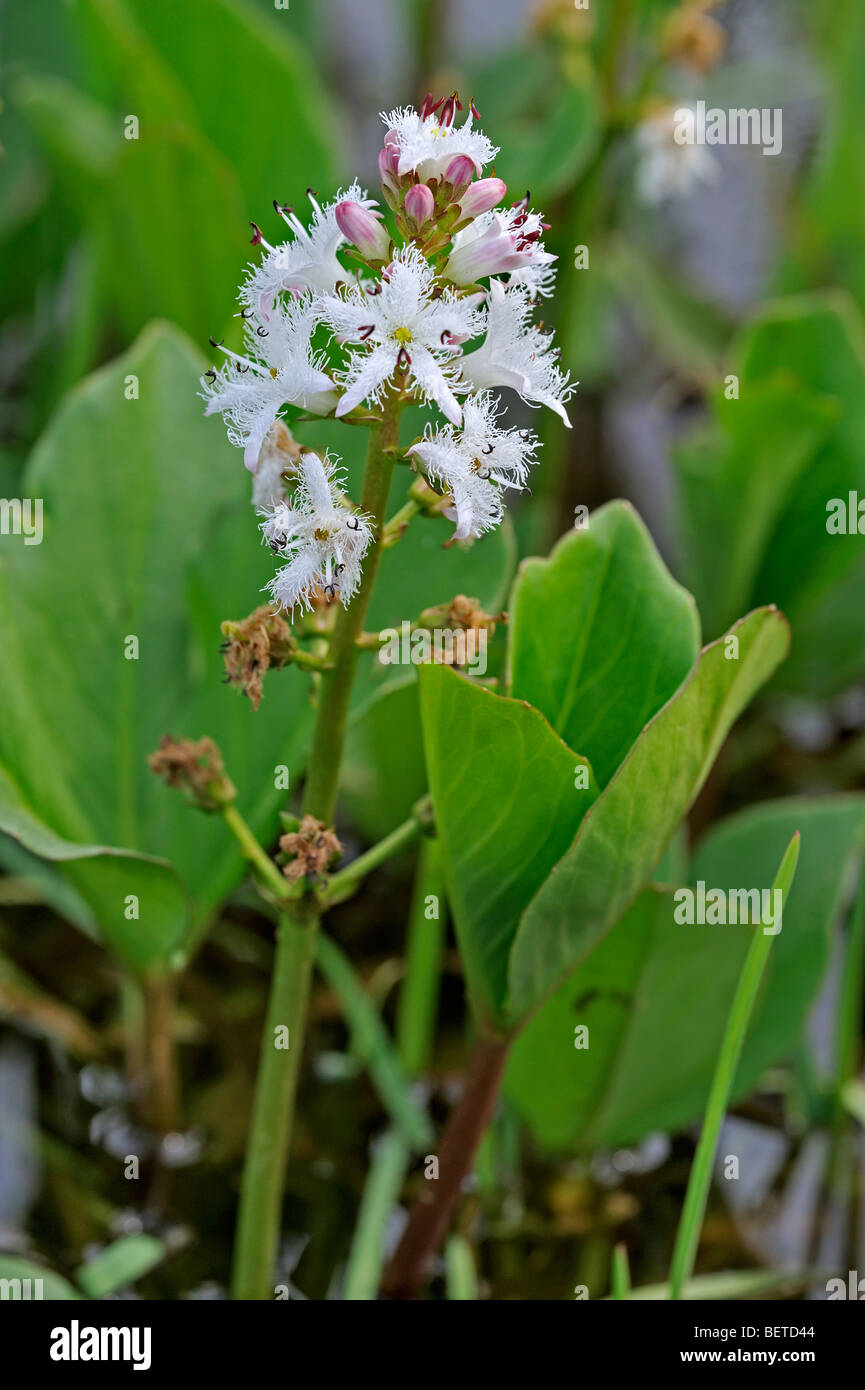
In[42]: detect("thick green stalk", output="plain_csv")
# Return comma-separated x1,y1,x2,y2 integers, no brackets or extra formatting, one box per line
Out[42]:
302,405,403,824
231,909,316,1300
230,402,402,1299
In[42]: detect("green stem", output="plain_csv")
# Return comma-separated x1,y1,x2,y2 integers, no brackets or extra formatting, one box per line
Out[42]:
231,910,316,1300
319,797,430,906
382,498,421,549
230,400,403,1299
611,1242,631,1300
342,1130,410,1300
302,404,403,824
221,801,300,902
668,833,800,1300
396,835,447,1077
445,1235,477,1301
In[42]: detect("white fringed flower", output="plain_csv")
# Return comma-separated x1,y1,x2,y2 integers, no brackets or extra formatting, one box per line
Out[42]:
201,295,338,472
242,183,376,318
445,199,556,299
460,280,574,426
635,105,720,204
408,393,538,540
381,96,498,181
260,451,372,613
320,244,484,424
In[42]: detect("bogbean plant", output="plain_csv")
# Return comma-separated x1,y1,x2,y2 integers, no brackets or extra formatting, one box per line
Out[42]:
153,94,797,1300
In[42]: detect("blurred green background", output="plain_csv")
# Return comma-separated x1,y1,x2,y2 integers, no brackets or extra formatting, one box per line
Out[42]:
2,0,865,1301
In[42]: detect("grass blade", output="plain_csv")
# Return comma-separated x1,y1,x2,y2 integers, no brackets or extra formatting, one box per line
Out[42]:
316,934,432,1150
445,1234,478,1300
342,1130,408,1300
668,832,800,1300
611,1241,631,1299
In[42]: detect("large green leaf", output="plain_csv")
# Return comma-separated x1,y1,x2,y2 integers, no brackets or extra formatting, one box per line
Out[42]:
0,322,313,971
470,46,601,204
508,501,700,786
123,0,342,215
419,664,598,1020
674,294,865,693
674,376,836,638
507,607,790,1018
506,797,865,1150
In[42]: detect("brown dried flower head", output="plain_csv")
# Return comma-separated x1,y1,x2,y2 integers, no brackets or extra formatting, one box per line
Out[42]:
147,735,235,811
662,2,726,74
220,606,296,710
279,815,343,884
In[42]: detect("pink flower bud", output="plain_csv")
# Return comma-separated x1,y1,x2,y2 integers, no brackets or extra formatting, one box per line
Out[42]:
404,182,435,230
444,155,475,197
335,200,390,261
378,147,396,187
459,177,507,220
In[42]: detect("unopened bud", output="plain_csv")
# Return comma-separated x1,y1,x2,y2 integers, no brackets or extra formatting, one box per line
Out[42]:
335,200,390,261
443,155,475,197
404,182,435,230
459,177,507,220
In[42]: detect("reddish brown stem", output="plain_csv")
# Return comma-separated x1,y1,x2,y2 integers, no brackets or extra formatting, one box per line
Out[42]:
382,1032,511,1299
142,971,180,1134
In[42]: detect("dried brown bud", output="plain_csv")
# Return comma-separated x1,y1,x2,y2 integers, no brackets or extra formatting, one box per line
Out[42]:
220,606,296,710
279,815,343,884
417,594,505,640
148,736,235,811
447,594,504,636
662,4,726,74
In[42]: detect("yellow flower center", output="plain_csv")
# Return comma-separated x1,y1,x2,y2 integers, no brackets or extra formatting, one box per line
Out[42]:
270,367,279,379
394,326,413,344
314,527,331,541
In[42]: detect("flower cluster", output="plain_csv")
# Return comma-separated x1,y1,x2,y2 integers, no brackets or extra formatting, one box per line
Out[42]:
202,93,574,614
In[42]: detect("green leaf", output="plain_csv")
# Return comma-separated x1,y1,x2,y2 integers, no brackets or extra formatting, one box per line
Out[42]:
507,607,790,1018
74,1235,166,1298
674,376,837,638
619,1268,818,1301
0,322,313,970
0,1256,81,1301
606,236,731,380
419,664,598,1020
471,48,601,204
506,797,863,1150
11,74,118,183
675,293,865,693
508,500,700,786
0,771,187,971
122,0,342,215
689,796,865,1091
